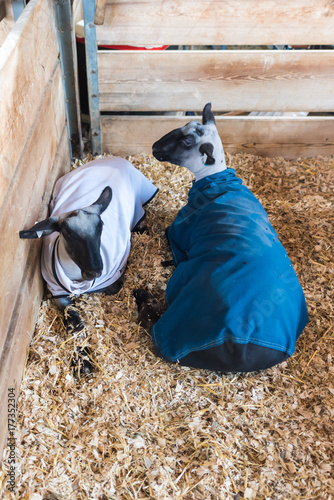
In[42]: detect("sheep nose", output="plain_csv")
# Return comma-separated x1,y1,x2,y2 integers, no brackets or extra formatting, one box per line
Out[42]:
152,147,164,161
82,269,102,280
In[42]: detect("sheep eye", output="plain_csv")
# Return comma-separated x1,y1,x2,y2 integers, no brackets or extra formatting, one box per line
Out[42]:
181,136,195,148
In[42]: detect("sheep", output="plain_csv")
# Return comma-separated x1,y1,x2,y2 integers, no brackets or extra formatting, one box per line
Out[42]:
20,156,158,375
134,103,308,373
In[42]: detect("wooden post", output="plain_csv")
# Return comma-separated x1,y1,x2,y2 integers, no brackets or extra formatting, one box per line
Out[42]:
94,0,107,25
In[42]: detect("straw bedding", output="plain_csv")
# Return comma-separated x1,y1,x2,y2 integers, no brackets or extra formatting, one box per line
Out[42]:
1,152,333,499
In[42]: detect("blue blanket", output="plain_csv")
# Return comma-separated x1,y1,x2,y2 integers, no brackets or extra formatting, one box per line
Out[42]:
151,169,308,372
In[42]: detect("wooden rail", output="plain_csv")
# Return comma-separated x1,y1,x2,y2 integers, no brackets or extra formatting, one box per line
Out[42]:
98,50,334,112
96,0,334,46
101,115,334,159
77,0,334,158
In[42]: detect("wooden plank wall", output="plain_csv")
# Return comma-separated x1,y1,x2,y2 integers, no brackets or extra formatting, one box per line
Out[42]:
94,0,334,158
102,115,334,159
97,0,334,46
98,50,334,112
0,0,71,456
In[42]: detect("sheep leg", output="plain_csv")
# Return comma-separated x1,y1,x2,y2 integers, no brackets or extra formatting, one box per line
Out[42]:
54,296,93,377
132,212,148,234
161,226,174,267
98,270,126,295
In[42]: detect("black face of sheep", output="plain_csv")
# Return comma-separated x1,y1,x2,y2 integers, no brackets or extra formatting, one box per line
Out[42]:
60,212,104,281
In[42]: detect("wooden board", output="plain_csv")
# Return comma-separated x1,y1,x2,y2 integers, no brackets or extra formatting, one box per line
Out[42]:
97,0,334,46
0,62,67,357
94,0,107,25
0,0,59,204
0,0,72,461
0,17,14,48
0,0,6,23
101,115,334,159
98,50,334,113
0,126,70,458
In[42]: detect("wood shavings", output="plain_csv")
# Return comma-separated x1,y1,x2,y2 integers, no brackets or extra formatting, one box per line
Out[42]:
1,153,334,499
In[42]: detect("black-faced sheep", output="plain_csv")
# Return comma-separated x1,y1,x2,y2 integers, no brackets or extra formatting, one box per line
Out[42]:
21,157,158,374
134,103,308,373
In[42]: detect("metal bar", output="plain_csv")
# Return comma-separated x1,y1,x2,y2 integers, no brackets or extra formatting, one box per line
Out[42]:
83,0,101,155
54,0,83,158
12,0,26,21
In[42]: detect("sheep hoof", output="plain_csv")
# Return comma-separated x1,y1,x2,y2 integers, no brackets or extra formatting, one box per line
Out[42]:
65,308,84,334
72,346,94,378
133,288,163,332
132,216,148,234
105,272,125,295
161,259,174,267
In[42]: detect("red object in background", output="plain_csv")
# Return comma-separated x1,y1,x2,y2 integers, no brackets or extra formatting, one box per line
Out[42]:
75,38,169,114
76,38,169,51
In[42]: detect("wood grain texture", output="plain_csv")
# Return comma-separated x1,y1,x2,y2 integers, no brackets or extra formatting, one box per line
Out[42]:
0,0,59,204
97,0,334,46
0,62,67,356
98,50,334,112
0,127,70,458
0,1,14,47
0,0,71,460
94,0,107,25
101,115,334,158
0,17,14,48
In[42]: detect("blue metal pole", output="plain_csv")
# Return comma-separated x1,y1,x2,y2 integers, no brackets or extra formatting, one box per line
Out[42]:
12,0,26,21
83,0,101,156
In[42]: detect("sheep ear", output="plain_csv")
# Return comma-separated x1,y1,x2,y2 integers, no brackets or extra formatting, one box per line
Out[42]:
19,216,60,239
202,102,216,125
199,142,215,165
91,186,112,215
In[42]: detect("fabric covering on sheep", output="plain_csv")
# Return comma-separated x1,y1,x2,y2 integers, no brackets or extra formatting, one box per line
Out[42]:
151,168,308,372
41,157,158,297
